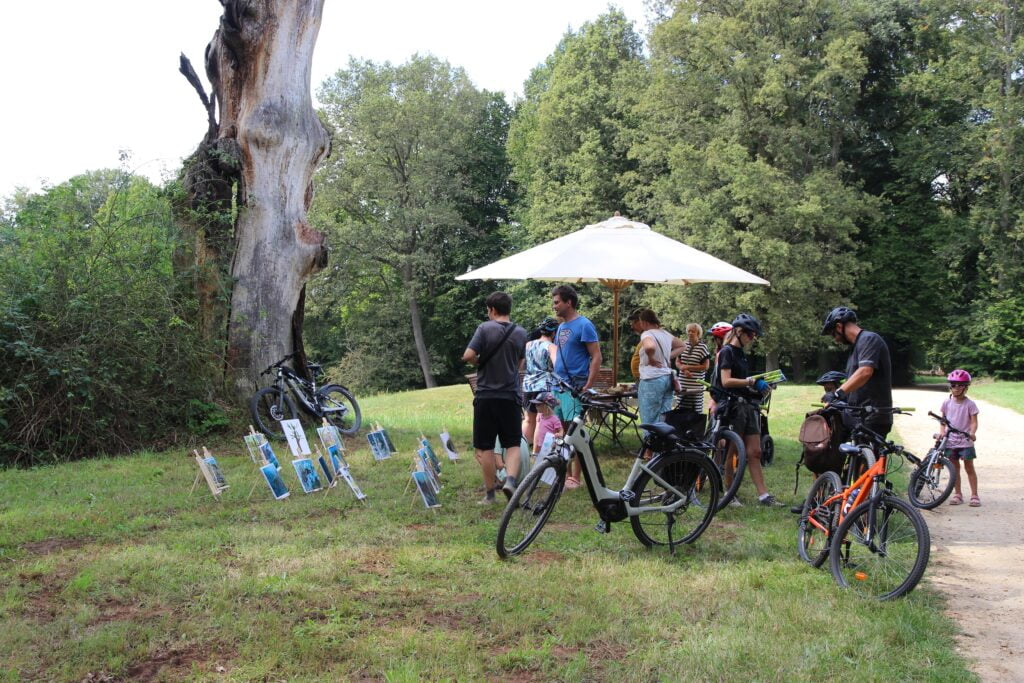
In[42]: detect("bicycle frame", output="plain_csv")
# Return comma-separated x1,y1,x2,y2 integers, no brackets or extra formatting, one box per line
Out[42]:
276,366,319,414
557,407,693,521
807,454,888,537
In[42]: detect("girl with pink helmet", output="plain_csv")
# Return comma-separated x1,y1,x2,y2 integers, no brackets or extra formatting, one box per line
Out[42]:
942,369,981,506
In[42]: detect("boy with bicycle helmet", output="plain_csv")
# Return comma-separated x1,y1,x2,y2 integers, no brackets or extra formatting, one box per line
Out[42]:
716,313,784,507
942,369,981,506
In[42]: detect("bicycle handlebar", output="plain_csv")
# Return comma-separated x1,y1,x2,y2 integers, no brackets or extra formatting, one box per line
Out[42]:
927,411,972,438
259,353,298,376
811,402,914,414
551,377,639,420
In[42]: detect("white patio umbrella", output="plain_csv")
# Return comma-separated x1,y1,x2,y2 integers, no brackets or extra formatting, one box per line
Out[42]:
456,214,769,381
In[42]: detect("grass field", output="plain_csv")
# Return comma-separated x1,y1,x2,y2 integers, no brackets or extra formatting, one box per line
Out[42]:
0,384,974,681
915,375,1024,414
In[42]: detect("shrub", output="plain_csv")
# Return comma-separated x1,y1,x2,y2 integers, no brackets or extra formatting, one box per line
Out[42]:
0,171,214,466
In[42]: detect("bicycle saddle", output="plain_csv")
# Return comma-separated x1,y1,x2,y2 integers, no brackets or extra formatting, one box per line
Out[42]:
639,422,679,440
839,443,860,456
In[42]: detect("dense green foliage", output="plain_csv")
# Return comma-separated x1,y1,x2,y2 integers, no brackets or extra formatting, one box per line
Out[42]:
308,55,515,393
0,171,214,466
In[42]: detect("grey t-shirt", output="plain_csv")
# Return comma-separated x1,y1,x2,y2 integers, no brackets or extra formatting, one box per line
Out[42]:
844,329,893,428
468,320,527,400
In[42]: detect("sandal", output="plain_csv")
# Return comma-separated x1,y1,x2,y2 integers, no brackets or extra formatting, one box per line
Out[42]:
949,494,964,505
969,495,981,507
565,476,581,490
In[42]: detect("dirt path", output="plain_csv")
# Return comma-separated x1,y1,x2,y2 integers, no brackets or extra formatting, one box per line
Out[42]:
892,388,1024,682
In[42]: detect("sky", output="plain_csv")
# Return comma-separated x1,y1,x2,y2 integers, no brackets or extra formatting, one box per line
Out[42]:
0,0,651,198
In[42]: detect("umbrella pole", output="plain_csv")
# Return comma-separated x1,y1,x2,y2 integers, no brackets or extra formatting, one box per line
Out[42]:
599,279,632,386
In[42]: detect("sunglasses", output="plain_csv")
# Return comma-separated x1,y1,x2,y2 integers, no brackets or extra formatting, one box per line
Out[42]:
949,383,968,388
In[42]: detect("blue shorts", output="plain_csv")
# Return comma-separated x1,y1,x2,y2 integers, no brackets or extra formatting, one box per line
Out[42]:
555,389,582,422
945,447,977,461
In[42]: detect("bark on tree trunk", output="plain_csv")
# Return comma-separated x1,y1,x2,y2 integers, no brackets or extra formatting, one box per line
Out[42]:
403,265,437,388
180,0,330,399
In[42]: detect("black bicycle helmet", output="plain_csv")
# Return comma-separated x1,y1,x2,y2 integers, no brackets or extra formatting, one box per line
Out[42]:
536,316,559,336
821,306,858,335
815,370,848,386
731,313,762,337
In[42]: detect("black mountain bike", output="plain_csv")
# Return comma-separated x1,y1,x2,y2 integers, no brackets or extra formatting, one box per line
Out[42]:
905,412,961,509
250,353,362,440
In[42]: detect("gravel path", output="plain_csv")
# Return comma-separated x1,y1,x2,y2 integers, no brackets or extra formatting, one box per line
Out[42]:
892,388,1024,682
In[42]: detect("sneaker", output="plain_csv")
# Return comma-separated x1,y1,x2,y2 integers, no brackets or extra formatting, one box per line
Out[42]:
727,498,744,508
502,476,518,500
759,494,785,508
477,489,498,505
790,504,803,514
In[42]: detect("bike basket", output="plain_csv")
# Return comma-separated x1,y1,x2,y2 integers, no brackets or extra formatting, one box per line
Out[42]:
663,408,707,441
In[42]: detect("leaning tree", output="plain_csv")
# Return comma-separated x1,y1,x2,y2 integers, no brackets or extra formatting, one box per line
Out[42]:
177,0,329,399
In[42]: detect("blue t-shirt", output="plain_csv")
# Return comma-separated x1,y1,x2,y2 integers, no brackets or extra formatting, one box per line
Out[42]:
553,316,599,382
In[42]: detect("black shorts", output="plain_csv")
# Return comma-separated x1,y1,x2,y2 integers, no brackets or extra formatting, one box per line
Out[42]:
472,398,522,450
523,390,541,414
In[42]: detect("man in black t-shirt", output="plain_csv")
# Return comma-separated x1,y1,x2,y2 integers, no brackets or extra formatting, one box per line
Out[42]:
463,291,527,504
820,307,893,437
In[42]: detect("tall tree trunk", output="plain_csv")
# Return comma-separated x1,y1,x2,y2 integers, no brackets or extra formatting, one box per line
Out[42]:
404,265,437,388
180,0,330,399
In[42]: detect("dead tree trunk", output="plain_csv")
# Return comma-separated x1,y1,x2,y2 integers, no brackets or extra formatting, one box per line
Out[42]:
179,0,330,399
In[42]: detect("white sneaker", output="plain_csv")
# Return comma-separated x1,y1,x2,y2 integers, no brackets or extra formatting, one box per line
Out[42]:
728,498,744,508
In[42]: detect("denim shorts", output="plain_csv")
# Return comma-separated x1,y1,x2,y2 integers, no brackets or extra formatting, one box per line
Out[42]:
638,375,674,426
945,447,977,461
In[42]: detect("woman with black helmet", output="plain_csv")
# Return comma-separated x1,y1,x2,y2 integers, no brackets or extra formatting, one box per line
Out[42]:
716,313,785,507
521,316,559,451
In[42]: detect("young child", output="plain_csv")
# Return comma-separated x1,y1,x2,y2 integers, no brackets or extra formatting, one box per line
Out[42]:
942,369,980,507
530,392,563,459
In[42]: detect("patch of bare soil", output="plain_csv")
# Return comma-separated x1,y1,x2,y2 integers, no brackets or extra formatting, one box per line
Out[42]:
21,537,89,555
893,389,1024,682
521,550,565,565
121,645,216,682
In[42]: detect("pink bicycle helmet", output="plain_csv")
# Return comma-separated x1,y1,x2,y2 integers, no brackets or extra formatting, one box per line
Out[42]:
709,321,733,339
946,368,972,384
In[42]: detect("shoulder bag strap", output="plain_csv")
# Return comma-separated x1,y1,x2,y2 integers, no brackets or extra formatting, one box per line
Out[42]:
478,322,516,370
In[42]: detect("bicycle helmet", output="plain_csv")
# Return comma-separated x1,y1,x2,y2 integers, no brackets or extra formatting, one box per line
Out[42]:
709,321,733,339
946,368,972,384
536,316,560,336
821,306,858,335
731,313,762,337
815,370,848,386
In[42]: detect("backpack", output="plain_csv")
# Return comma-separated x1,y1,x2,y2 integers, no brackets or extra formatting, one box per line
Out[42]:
798,411,843,474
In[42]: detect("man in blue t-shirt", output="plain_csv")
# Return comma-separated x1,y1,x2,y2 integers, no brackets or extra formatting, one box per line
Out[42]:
550,284,602,489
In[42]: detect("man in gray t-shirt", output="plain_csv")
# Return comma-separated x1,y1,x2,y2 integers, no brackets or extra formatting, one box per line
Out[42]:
463,291,527,504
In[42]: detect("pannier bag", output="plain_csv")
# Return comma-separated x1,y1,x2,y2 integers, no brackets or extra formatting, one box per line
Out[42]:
663,408,707,441
798,412,843,474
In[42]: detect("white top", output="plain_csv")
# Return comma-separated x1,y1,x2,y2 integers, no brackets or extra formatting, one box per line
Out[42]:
639,328,675,380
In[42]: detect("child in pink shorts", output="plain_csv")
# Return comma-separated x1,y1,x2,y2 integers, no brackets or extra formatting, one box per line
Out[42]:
530,392,564,458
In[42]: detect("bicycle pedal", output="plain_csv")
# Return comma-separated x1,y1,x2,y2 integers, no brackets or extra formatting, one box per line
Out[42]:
594,520,612,534
619,489,636,504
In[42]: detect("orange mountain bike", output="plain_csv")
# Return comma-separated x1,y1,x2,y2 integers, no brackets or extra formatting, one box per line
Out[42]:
797,403,930,600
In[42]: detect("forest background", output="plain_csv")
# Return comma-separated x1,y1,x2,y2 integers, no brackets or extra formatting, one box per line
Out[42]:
2,0,1022,466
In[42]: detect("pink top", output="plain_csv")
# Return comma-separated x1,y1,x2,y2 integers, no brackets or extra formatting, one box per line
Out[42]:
941,396,978,448
535,413,562,450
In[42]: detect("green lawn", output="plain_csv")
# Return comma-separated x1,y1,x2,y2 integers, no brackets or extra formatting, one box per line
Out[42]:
966,380,1024,415
0,384,974,681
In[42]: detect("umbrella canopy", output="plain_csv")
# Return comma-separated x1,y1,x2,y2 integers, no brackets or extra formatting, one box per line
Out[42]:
456,214,769,381
456,215,769,286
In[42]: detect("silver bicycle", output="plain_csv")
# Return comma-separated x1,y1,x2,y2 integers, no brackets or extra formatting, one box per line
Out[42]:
496,379,722,558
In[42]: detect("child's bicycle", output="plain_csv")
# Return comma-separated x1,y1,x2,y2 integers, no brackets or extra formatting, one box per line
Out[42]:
904,412,963,509
496,378,722,558
797,402,930,600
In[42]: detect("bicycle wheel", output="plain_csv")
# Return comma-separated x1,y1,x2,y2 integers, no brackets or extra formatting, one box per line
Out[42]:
908,453,957,510
829,494,930,600
250,387,298,440
797,471,842,568
630,449,720,548
316,384,362,435
496,455,566,558
710,429,746,510
760,434,775,466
